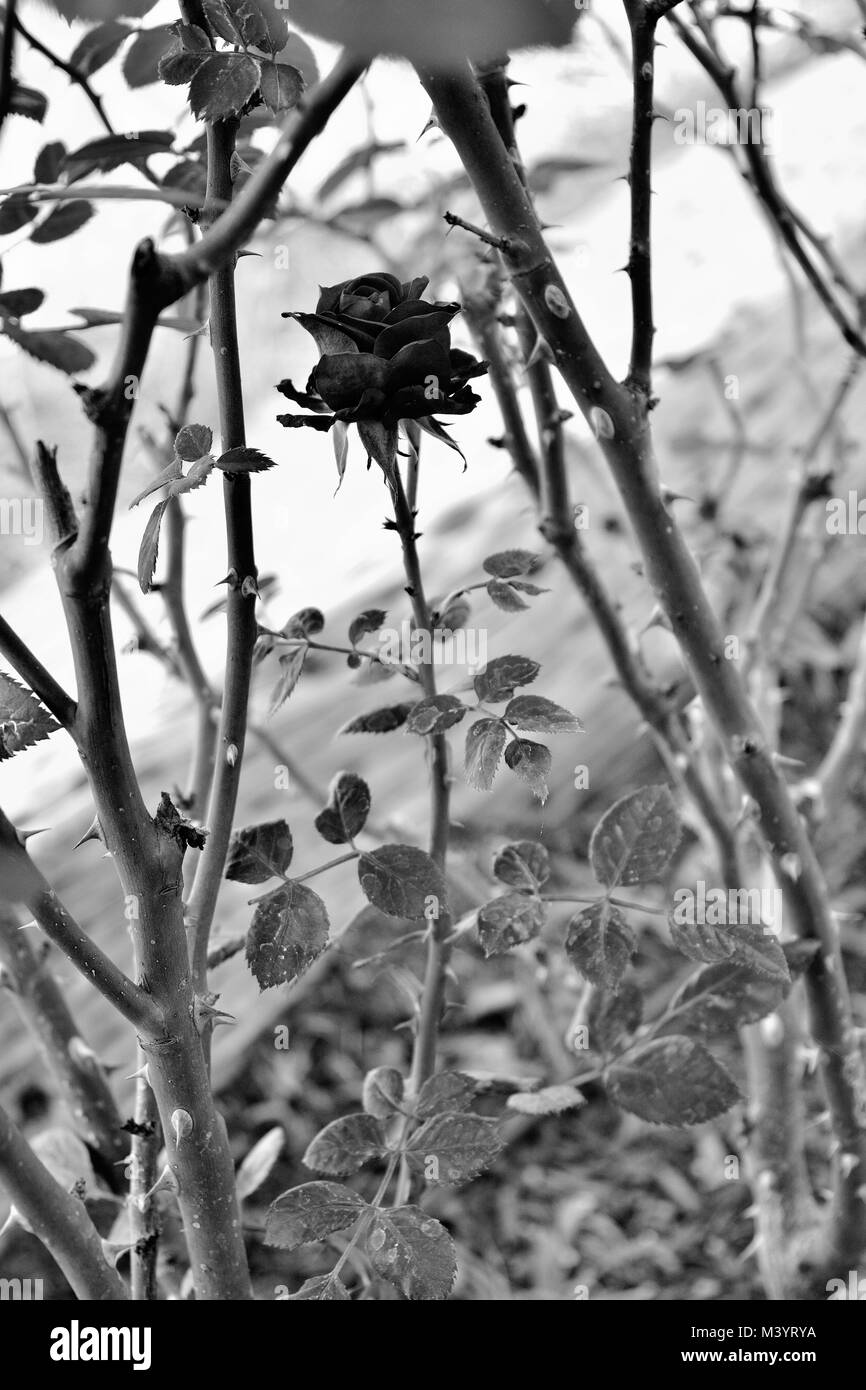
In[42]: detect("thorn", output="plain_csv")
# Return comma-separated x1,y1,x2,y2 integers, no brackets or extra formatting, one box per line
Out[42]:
216,568,238,588
126,1062,151,1085
194,993,236,1034
73,815,104,850
170,1108,193,1148
240,574,260,599
524,334,554,371
17,827,50,845
225,743,238,767
660,487,695,507
641,605,672,635
140,1164,179,1207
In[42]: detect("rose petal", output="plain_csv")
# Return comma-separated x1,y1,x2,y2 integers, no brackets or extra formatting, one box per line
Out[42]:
339,289,391,321
276,412,336,431
315,312,379,351
450,347,489,385
336,386,389,422
276,378,330,412
316,279,352,314
374,311,456,360
383,300,459,327
284,312,359,356
386,339,452,394
402,275,430,300
314,352,390,410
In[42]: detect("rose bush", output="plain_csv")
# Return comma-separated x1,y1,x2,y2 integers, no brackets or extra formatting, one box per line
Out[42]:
276,272,487,466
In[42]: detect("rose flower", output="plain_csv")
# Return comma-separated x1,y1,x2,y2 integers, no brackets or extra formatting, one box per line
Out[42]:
276,272,487,467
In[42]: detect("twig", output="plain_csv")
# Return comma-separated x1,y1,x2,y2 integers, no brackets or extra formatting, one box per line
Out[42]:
623,0,660,397
129,1048,160,1302
13,12,114,135
388,465,453,1094
0,612,77,727
817,614,866,813
0,1101,127,1300
0,807,160,1032
0,905,126,1171
668,10,866,358
183,116,257,1004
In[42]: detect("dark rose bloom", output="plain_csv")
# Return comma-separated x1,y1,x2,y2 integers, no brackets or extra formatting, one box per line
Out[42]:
276,272,487,466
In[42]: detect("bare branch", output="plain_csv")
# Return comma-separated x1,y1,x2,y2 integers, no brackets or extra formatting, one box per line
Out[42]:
0,1101,127,1300
13,11,114,135
0,612,77,728
0,905,126,1171
0,808,161,1033
624,0,660,396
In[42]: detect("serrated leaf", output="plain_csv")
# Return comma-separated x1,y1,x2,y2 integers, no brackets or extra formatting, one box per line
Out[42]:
348,609,386,646
655,961,785,1040
340,702,415,734
0,195,38,234
668,906,790,984
159,46,210,86
246,882,329,989
362,1067,404,1119
504,737,551,803
487,577,528,613
8,83,47,123
189,54,262,122
314,772,371,845
587,981,643,1054
483,549,540,578
414,1071,477,1120
504,695,584,736
367,1206,456,1300
129,459,183,509
30,201,94,245
269,642,308,715
0,673,60,760
61,131,175,180
405,1112,502,1184
123,26,176,87
303,1114,385,1176
259,62,304,113
175,423,213,461
606,1036,742,1126
236,1126,284,1202
288,1275,350,1300
1,322,94,375
589,784,680,889
283,606,324,638
265,1180,367,1249
507,1085,586,1116
357,844,447,920
477,892,546,956
275,33,319,85
565,901,635,990
225,819,293,884
216,446,276,474
0,289,44,319
69,20,131,77
137,498,169,593
473,654,539,704
464,717,507,791
34,142,66,183
492,841,549,892
405,694,466,736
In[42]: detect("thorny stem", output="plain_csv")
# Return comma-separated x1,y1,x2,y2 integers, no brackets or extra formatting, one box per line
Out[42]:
129,1050,160,1302
0,1101,127,1300
0,905,126,1173
184,118,257,1005
389,464,453,1094
421,60,866,1288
